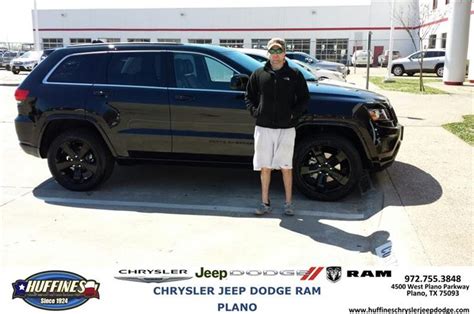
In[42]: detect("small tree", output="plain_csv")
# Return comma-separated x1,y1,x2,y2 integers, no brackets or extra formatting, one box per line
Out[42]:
394,0,446,91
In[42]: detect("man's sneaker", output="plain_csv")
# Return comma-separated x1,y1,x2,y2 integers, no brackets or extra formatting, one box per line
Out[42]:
255,202,271,215
284,202,295,216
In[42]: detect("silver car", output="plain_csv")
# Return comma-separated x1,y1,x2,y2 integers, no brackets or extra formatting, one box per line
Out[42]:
285,51,349,76
391,49,445,77
0,51,23,71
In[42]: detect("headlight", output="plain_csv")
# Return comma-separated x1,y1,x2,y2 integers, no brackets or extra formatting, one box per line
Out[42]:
367,108,390,121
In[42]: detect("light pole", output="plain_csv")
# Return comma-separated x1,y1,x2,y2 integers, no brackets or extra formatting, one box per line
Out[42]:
33,0,40,50
384,0,395,83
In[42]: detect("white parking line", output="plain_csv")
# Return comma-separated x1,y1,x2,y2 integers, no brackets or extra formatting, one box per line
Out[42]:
38,197,365,219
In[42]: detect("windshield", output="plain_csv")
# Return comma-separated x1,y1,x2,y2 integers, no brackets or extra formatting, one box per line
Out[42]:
19,51,42,59
223,50,263,73
286,59,317,81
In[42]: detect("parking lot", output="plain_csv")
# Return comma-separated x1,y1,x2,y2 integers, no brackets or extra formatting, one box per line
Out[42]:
0,67,472,270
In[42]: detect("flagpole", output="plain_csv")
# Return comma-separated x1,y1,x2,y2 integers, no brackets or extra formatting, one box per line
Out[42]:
384,0,395,82
33,0,40,50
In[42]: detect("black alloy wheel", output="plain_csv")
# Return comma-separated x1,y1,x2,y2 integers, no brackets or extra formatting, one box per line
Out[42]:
294,134,362,201
47,129,114,191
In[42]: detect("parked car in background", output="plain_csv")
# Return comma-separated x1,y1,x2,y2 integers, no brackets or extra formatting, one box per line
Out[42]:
378,50,401,67
235,48,319,83
285,51,349,76
10,50,43,74
351,50,373,66
291,59,346,82
14,43,402,201
1,51,23,71
391,49,445,77
40,49,56,62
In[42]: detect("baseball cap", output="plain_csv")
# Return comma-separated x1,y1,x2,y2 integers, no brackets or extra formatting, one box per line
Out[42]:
267,38,286,51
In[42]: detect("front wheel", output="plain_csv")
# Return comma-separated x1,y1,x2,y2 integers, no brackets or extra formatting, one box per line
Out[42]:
12,69,20,74
47,129,115,191
294,134,363,201
392,65,404,76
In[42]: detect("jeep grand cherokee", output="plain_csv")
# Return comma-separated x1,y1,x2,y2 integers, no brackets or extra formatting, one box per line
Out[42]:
14,43,403,201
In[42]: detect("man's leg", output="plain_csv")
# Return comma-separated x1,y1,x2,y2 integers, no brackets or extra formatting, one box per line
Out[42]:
261,167,272,204
281,168,292,204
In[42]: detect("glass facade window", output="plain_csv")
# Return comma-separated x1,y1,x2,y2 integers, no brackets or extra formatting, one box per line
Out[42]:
157,38,181,43
441,33,447,48
69,38,92,45
219,39,244,48
188,39,212,44
316,38,349,63
98,38,121,43
428,34,437,48
251,39,270,49
127,38,151,43
42,38,64,49
284,39,310,54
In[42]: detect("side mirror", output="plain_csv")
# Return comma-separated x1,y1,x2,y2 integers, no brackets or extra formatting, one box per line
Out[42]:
230,74,249,91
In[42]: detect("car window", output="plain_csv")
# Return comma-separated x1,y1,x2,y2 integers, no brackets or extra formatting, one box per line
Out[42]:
48,53,107,84
424,51,437,58
247,54,267,63
410,52,422,59
107,52,165,87
437,51,445,57
205,57,235,83
173,52,237,90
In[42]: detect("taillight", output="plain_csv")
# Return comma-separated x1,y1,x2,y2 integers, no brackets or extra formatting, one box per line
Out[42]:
15,89,30,102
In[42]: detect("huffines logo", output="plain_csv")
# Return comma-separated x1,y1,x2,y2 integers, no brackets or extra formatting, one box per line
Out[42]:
12,270,100,311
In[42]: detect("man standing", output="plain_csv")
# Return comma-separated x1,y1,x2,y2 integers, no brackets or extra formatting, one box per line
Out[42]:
245,38,310,216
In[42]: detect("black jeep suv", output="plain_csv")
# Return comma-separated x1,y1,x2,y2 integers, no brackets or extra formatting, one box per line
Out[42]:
14,43,402,201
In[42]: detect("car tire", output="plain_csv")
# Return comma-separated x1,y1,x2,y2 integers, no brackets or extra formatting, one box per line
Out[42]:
12,69,20,74
435,65,444,77
392,65,404,76
47,129,115,191
293,134,363,201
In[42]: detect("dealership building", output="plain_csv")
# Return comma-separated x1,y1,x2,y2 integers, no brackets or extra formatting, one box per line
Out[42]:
33,0,473,83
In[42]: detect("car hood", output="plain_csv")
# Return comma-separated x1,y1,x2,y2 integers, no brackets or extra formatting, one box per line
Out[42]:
307,82,389,116
315,60,345,68
12,57,38,63
392,56,410,64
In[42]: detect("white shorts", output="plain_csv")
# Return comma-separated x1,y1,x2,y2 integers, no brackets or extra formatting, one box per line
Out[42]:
253,126,296,171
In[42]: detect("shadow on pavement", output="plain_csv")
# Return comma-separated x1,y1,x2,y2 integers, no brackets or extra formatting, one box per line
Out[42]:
32,161,442,255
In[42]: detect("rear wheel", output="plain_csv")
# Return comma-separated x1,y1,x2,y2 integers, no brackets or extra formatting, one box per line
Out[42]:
294,134,363,201
47,129,115,191
435,65,444,77
12,69,20,74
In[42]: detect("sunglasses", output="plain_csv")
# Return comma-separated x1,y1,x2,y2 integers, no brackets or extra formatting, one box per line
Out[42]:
268,48,284,55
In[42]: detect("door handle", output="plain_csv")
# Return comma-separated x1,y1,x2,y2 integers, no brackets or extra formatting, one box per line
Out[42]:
175,94,195,101
93,90,109,97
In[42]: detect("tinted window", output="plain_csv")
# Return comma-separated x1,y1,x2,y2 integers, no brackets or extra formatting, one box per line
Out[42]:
424,51,437,58
48,53,107,83
173,53,237,90
107,52,165,87
437,51,445,57
247,54,268,63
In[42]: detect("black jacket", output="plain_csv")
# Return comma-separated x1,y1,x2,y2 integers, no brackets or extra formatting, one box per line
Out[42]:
245,60,310,129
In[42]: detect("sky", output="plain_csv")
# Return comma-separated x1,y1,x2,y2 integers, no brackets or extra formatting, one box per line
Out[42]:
0,0,372,43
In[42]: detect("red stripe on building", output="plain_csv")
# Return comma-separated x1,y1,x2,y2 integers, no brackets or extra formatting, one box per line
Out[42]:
34,10,474,32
